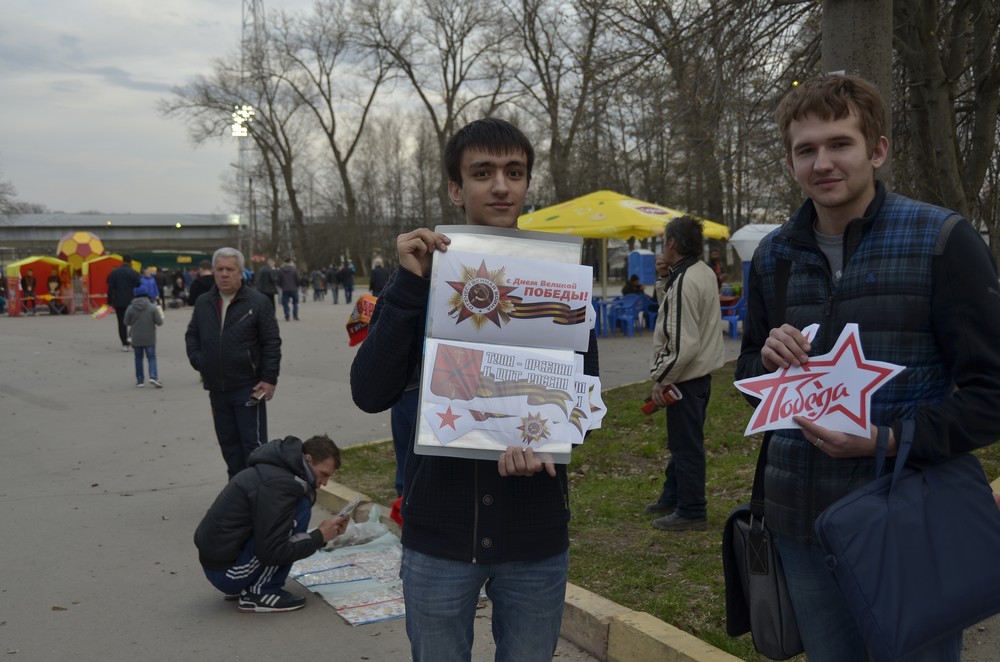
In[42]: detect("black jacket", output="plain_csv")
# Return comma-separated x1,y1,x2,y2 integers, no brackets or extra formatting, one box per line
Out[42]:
255,265,278,295
338,266,355,288
194,437,325,570
185,284,281,391
277,264,299,292
187,274,215,307
107,264,140,309
369,265,389,296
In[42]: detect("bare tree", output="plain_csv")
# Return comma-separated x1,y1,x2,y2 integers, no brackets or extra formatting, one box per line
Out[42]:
0,175,18,218
268,0,390,261
347,116,407,272
355,0,520,221
155,0,999,268
0,171,47,218
508,0,613,201
599,0,815,228
160,45,313,258
256,146,286,257
893,0,1000,246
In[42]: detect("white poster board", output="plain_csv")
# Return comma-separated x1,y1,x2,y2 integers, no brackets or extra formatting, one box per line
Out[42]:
415,225,604,463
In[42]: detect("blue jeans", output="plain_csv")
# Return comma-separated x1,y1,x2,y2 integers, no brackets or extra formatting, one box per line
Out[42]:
133,345,157,384
281,290,299,320
209,385,268,480
390,388,418,496
202,496,310,596
776,535,962,661
400,548,568,662
657,374,711,518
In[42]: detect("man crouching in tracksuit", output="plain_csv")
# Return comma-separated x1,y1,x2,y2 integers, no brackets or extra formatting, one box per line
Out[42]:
194,435,348,612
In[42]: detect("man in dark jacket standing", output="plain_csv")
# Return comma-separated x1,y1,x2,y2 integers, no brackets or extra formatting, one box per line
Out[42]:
194,435,348,612
107,254,141,351
326,264,340,304
186,247,282,480
368,257,389,296
254,257,278,310
351,118,599,661
187,260,215,307
338,261,355,304
276,257,300,321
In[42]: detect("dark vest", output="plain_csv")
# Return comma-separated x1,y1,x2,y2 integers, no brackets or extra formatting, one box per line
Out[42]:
751,187,958,541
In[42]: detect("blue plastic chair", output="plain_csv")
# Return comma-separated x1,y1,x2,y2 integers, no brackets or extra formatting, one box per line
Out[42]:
640,294,659,330
720,297,746,339
608,294,645,336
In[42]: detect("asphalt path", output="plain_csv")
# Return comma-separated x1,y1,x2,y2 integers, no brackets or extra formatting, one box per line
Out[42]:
1,298,996,660
0,298,600,661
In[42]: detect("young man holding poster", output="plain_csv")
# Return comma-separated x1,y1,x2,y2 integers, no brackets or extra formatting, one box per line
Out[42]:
735,74,1000,660
351,118,599,661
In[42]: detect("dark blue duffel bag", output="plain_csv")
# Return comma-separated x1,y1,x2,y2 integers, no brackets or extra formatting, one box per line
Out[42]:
815,420,1000,661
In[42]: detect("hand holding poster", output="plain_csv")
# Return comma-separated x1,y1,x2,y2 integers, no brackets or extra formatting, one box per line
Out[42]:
734,324,904,437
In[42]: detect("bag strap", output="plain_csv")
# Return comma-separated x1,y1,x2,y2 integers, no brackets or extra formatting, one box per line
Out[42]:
891,418,915,486
749,257,792,520
750,432,771,518
874,425,890,476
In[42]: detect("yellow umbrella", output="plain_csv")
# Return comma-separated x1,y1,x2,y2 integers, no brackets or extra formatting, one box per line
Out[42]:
518,190,730,295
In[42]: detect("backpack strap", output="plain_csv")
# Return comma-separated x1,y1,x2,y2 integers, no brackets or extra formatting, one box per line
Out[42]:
771,257,791,330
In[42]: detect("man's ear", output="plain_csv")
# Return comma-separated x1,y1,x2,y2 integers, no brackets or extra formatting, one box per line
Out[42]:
447,180,464,208
870,135,889,169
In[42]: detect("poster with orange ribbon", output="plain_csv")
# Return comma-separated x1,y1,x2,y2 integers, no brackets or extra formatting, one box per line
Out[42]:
426,249,593,352
415,226,603,463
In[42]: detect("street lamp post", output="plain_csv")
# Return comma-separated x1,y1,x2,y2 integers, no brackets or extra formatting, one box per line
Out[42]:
231,105,255,257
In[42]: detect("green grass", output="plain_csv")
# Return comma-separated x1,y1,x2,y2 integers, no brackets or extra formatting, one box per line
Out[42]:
335,439,400,507
335,363,1000,661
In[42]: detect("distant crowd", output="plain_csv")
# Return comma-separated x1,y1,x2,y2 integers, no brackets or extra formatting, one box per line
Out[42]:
163,257,362,312
0,255,367,317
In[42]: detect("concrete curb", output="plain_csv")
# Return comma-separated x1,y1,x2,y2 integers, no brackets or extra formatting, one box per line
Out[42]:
317,481,742,662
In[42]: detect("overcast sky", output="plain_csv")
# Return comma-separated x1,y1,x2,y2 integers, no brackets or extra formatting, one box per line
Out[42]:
0,0,312,215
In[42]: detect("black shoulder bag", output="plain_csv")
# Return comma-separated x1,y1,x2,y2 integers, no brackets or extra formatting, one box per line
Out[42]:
721,258,803,660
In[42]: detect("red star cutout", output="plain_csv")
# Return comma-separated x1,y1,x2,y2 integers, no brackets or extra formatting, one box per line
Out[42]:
436,406,462,430
736,324,903,436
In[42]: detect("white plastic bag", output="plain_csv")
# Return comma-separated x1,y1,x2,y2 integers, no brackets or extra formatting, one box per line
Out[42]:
325,504,389,549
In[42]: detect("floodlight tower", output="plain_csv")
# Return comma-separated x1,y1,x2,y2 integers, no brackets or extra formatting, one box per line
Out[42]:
232,0,265,259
